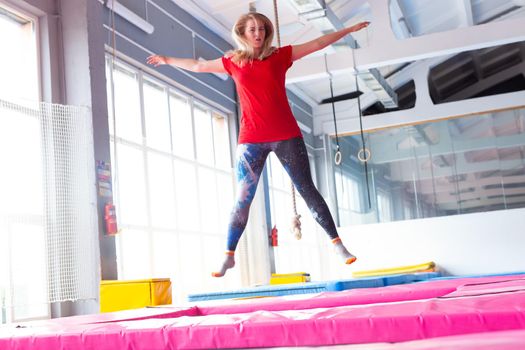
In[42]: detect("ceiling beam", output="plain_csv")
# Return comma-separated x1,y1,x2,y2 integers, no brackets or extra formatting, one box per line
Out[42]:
459,0,475,26
287,13,525,82
320,83,525,137
356,13,525,68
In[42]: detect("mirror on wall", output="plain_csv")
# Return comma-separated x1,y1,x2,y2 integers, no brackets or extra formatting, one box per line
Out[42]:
332,107,525,225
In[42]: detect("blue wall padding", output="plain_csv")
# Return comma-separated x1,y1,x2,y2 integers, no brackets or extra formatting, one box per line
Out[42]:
428,271,525,281
188,272,441,301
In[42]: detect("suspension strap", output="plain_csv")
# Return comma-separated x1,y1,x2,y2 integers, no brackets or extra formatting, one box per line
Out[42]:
352,49,372,208
324,55,342,165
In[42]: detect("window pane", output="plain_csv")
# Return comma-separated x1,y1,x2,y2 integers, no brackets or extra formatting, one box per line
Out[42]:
151,231,179,279
269,190,290,234
0,214,6,320
113,65,142,143
115,144,148,225
170,93,194,159
0,7,38,101
0,110,43,215
178,233,203,292
197,167,219,233
201,235,225,289
143,79,171,152
336,171,363,225
117,229,151,279
335,171,349,210
269,154,287,190
173,160,200,231
216,173,234,230
349,179,362,211
378,191,392,222
106,59,115,136
147,152,176,228
194,106,214,165
212,112,231,170
10,222,48,321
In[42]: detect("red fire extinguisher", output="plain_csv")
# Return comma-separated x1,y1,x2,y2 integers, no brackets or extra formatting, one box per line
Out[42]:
104,202,118,235
270,225,278,247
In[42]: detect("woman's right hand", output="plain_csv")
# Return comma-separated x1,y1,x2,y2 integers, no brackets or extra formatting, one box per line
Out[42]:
146,55,169,67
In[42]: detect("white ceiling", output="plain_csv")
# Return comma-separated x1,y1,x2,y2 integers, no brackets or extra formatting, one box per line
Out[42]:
171,0,524,110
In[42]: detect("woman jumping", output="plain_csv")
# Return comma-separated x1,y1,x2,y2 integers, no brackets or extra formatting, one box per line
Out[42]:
147,12,369,277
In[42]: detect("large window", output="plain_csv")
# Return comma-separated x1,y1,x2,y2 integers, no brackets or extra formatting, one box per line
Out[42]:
106,58,238,302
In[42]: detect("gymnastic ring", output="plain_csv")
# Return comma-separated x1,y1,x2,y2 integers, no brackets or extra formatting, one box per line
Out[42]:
334,150,342,165
357,148,371,162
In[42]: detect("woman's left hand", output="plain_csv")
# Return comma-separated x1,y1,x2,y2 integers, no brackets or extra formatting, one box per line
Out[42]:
351,21,370,32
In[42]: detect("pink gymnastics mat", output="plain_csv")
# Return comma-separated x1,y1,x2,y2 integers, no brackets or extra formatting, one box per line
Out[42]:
286,329,525,350
1,274,525,349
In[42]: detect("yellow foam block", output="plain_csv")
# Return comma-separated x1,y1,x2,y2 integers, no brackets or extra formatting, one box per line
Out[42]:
271,272,309,277
352,261,436,278
100,278,172,313
270,272,311,285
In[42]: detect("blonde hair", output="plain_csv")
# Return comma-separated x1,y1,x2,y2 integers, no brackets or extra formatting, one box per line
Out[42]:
228,12,276,66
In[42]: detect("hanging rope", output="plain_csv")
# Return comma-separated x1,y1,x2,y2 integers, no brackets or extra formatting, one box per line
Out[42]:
324,55,342,166
352,49,372,209
273,0,302,240
273,0,282,48
290,180,301,240
324,54,346,203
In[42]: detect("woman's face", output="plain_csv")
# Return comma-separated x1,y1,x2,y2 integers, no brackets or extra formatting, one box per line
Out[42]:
243,18,266,50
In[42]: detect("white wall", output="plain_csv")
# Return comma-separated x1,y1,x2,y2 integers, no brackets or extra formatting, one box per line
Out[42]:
339,207,525,276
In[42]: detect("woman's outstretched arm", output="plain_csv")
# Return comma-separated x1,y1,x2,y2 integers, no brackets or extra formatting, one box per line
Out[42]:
291,21,369,61
146,55,226,73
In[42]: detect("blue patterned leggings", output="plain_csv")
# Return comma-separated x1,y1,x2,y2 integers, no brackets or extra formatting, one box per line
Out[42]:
226,137,339,251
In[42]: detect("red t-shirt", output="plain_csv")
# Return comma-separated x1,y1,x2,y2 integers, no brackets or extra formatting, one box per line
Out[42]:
222,45,302,144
